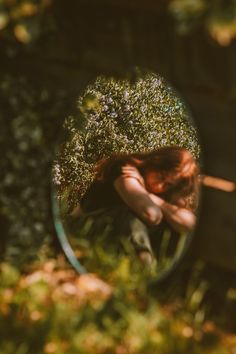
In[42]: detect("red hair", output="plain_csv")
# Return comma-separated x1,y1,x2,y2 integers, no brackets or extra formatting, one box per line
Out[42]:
94,146,199,208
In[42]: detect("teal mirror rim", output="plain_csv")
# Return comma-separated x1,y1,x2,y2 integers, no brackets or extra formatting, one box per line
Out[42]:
50,71,203,285
51,181,201,284
51,184,87,275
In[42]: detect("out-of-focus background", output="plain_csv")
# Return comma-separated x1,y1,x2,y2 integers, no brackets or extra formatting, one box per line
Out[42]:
0,1,236,353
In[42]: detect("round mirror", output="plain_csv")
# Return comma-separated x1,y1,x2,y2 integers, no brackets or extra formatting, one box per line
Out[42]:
52,70,201,282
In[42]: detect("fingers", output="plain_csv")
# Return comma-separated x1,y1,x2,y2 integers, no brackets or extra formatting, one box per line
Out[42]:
122,165,141,176
122,165,139,172
122,166,138,175
121,166,145,186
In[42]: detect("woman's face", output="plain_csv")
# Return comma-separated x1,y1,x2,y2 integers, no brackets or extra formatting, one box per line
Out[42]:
144,169,188,206
144,170,165,194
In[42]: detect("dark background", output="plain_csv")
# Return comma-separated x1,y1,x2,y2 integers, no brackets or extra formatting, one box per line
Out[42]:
0,0,236,271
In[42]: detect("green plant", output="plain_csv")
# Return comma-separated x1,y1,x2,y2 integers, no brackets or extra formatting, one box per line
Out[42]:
54,72,200,210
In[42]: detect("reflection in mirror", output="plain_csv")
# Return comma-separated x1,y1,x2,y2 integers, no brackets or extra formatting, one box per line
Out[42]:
52,71,201,282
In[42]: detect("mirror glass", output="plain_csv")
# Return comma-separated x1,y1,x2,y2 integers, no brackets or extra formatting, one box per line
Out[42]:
52,70,201,281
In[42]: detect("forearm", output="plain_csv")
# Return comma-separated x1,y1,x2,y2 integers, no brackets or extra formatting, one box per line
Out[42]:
148,193,196,232
114,176,163,226
120,191,163,226
141,203,163,226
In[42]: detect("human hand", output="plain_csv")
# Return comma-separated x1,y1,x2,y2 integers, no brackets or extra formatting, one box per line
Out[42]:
121,165,145,186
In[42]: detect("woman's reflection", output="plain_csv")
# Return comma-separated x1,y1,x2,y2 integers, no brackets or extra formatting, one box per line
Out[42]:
71,146,199,266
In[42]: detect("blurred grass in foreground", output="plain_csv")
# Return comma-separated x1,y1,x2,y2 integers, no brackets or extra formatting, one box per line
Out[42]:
1,253,236,354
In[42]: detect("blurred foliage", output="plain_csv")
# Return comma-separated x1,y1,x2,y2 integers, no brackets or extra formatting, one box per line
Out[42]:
0,0,236,46
0,74,72,263
0,0,53,43
61,207,190,281
0,255,236,354
0,2,235,352
169,0,236,46
53,72,200,210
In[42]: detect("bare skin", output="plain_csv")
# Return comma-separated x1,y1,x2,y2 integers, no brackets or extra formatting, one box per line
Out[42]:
148,193,196,233
114,171,163,226
114,165,196,233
